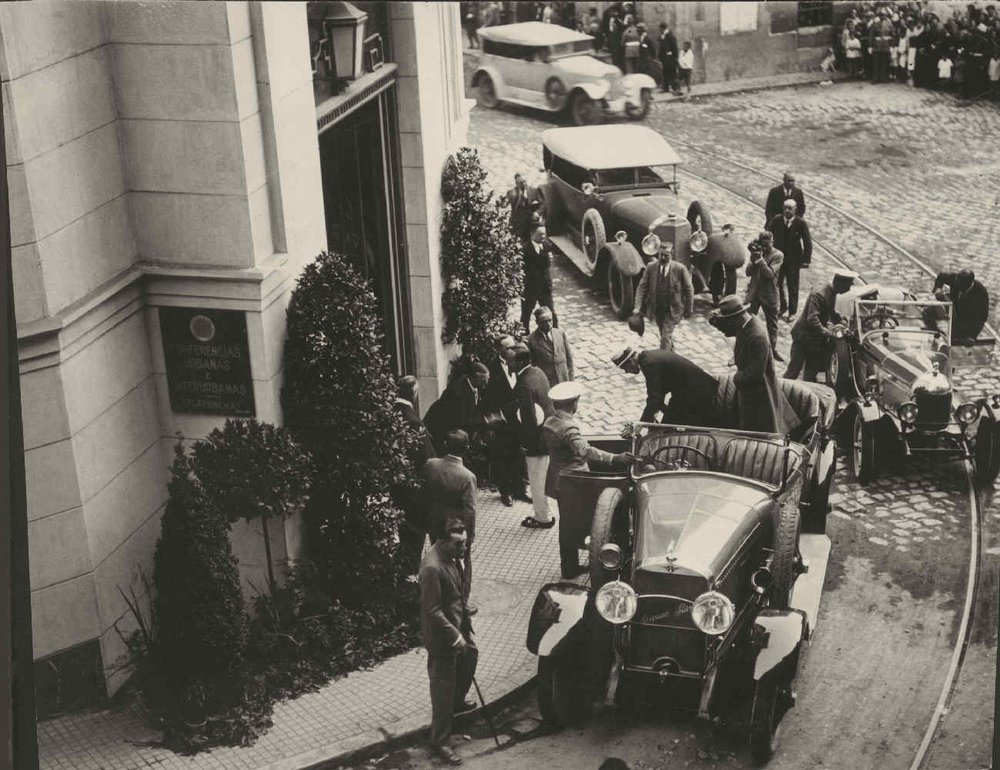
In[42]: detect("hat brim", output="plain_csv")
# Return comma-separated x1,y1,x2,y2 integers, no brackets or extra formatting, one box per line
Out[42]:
713,303,751,319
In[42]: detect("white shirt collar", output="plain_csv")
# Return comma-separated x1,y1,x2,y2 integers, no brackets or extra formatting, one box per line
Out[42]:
395,397,413,409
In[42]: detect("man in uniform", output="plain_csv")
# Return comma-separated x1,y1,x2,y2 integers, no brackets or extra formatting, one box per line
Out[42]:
631,239,694,351
710,295,796,434
934,268,990,343
420,519,477,766
612,347,719,426
528,306,575,387
541,382,632,578
785,269,858,382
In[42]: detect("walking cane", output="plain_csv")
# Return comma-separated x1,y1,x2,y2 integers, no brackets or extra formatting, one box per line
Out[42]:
471,676,501,748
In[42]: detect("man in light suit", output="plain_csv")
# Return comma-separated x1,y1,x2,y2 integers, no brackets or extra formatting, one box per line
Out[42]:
527,306,574,388
512,345,556,528
766,199,813,319
506,172,545,242
420,519,477,766
631,240,693,351
422,430,477,609
764,171,806,225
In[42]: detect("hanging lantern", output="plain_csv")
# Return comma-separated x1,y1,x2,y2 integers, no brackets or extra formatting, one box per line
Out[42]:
325,2,368,81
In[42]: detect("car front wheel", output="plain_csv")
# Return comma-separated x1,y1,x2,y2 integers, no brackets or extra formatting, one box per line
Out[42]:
538,655,589,728
769,501,800,610
570,91,601,126
624,88,652,120
851,409,878,485
475,74,499,109
607,261,635,320
749,678,784,764
827,339,854,397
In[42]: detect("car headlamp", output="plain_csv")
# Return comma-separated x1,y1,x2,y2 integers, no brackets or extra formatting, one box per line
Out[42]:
598,543,622,571
691,591,735,636
957,402,980,425
641,232,661,256
595,580,638,625
899,402,918,424
581,182,595,196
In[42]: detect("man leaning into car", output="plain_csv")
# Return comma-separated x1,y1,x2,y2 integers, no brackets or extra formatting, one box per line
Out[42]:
784,269,857,382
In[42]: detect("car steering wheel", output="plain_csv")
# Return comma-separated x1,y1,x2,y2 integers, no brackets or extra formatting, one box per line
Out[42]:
650,445,715,471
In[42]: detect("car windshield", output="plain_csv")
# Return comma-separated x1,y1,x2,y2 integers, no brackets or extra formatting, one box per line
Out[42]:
549,39,596,58
856,299,953,375
593,164,676,190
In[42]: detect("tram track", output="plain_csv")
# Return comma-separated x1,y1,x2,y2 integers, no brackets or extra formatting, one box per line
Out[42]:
670,140,989,770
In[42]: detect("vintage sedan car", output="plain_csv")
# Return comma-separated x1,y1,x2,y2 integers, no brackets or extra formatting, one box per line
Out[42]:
472,22,655,125
526,379,835,763
827,285,1000,484
539,125,746,318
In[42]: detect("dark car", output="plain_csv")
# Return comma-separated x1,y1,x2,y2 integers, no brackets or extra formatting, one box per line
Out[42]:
538,125,747,318
525,378,836,763
827,285,1000,484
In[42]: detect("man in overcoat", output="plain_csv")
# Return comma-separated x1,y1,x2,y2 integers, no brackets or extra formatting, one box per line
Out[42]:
631,240,694,351
767,198,813,319
521,221,558,335
710,296,796,434
785,270,857,381
512,345,556,528
612,347,719,426
481,335,528,507
764,171,806,227
420,520,477,766
527,306,575,387
423,362,495,454
745,231,784,360
657,21,679,93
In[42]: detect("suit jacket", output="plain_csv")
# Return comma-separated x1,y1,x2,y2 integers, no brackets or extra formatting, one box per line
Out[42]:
419,542,473,656
790,285,842,348
422,377,485,453
935,271,990,341
764,184,806,224
633,259,694,323
541,409,621,499
513,365,555,456
395,399,435,470
766,214,812,268
523,239,554,295
506,184,544,240
658,30,678,65
637,350,719,426
745,248,784,309
527,327,574,387
422,455,477,544
734,317,797,434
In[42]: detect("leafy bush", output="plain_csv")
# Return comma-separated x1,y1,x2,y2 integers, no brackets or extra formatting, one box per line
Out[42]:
440,148,524,361
191,419,312,599
281,251,417,604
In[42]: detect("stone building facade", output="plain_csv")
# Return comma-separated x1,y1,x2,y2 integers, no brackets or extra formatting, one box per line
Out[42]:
2,0,468,706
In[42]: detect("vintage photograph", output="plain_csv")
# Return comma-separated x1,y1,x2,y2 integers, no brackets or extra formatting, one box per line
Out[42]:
2,1,1000,769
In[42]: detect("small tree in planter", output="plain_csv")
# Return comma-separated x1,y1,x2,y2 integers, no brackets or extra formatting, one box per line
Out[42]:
191,419,312,601
281,251,417,605
440,148,525,361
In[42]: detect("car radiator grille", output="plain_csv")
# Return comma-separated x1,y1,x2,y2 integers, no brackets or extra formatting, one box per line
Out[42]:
914,391,952,430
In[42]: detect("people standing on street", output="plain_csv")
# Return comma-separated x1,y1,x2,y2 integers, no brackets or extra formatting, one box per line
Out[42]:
622,15,640,73
658,22,679,94
512,345,556,529
745,231,784,361
460,1,480,49
637,22,657,79
631,239,694,351
785,270,857,382
764,171,806,225
612,347,719,426
709,296,796,434
527,306,574,387
677,41,694,95
767,198,813,321
423,359,498,454
481,335,529,507
506,172,545,243
541,382,631,578
393,376,436,574
869,7,895,83
934,268,990,343
420,519,477,767
846,28,863,76
521,221,558,335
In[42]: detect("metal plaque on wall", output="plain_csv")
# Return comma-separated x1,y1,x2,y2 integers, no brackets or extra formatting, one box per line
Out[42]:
159,307,256,416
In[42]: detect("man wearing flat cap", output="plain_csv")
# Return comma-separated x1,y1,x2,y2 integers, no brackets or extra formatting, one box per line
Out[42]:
613,347,719,426
710,296,796,434
785,269,857,381
541,382,632,578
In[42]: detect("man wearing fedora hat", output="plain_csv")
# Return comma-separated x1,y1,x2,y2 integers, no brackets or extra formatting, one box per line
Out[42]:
785,269,857,381
612,347,719,426
710,296,796,434
631,239,694,351
541,382,632,578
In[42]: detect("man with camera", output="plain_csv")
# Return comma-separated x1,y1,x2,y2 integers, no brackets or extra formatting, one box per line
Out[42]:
745,230,784,362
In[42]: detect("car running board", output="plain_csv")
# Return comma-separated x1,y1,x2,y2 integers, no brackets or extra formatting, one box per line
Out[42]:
790,534,831,642
549,234,597,278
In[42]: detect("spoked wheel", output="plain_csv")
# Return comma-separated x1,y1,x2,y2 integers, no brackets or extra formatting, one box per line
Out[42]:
749,679,783,764
624,88,652,120
475,74,499,109
571,92,602,125
538,656,589,727
607,262,635,320
582,210,606,269
851,409,878,485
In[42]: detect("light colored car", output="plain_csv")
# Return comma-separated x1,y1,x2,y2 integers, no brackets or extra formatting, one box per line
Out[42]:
471,22,656,125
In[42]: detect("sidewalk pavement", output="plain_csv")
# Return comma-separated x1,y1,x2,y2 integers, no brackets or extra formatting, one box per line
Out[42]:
37,492,565,770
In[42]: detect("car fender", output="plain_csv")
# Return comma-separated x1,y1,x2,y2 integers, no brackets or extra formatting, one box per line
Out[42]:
814,437,835,486
753,609,806,681
573,81,611,101
621,73,656,92
526,582,590,657
601,241,645,278
472,65,507,95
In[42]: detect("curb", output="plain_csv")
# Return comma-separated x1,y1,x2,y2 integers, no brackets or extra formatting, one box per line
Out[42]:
261,672,539,770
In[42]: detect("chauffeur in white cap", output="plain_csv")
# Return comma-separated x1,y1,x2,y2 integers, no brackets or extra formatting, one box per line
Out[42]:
540,382,632,579
785,268,858,382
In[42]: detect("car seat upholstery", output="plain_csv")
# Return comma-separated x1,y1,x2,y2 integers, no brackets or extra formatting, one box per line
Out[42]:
716,373,835,435
718,438,802,487
638,432,719,470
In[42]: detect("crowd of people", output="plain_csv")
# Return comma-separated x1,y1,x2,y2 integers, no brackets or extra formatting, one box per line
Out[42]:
837,2,1000,97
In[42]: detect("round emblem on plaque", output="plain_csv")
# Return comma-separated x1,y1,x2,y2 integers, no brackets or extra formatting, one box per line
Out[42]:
189,314,216,343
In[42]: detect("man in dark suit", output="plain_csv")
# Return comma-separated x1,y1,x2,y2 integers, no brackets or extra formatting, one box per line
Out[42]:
710,296,796,434
420,519,477,766
393,375,436,574
423,430,477,607
657,21,679,93
612,347,719,426
527,306,574,387
766,199,813,320
764,171,806,225
521,221,558,335
934,269,990,343
481,335,528,507
745,231,784,361
512,345,556,528
423,362,496,454
506,172,545,242
786,270,856,381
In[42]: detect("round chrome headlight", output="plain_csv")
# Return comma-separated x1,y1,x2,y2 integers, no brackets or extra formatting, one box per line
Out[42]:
691,591,735,636
641,232,661,256
581,182,595,196
899,402,918,424
957,402,981,425
598,543,622,571
595,580,637,625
